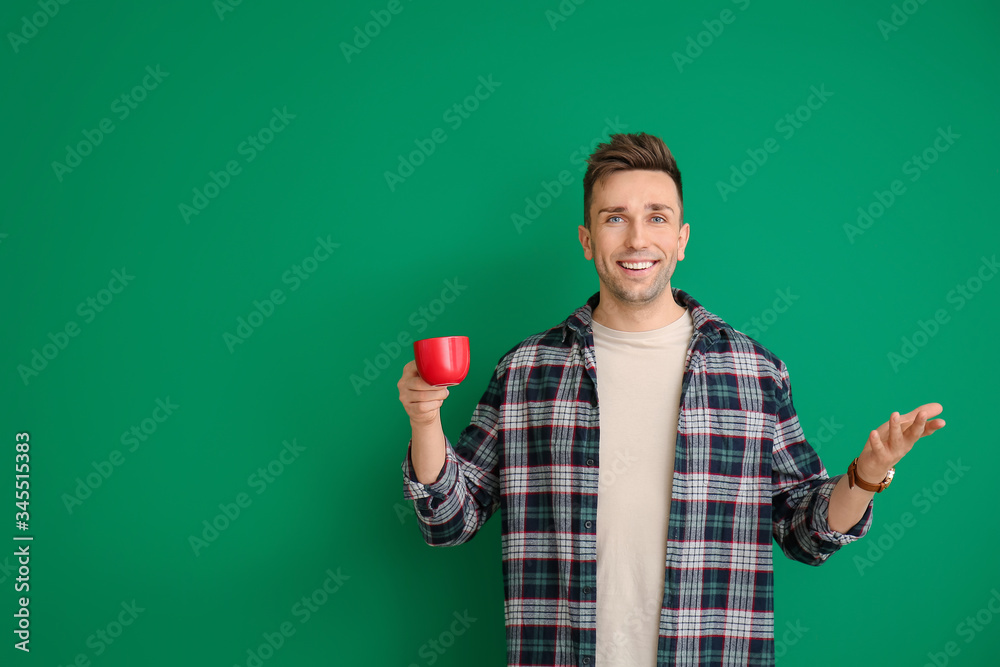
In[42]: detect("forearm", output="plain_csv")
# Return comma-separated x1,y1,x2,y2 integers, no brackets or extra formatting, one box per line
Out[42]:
826,454,887,533
827,474,876,533
410,416,446,485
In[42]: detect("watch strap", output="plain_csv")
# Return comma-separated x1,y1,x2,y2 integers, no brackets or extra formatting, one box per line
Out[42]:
847,457,894,492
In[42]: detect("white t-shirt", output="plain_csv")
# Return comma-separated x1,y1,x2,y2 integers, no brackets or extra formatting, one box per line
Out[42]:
591,307,694,666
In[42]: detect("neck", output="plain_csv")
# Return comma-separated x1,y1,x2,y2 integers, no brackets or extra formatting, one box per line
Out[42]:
592,289,685,332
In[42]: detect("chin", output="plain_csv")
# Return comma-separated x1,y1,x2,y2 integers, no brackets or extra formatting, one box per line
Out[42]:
612,287,666,305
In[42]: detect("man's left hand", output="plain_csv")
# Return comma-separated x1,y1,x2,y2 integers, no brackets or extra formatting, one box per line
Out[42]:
855,403,946,482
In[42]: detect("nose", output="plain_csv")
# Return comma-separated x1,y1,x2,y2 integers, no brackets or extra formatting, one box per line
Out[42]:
624,220,649,249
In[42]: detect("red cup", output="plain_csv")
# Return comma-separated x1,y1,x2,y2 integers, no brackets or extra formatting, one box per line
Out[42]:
413,336,470,386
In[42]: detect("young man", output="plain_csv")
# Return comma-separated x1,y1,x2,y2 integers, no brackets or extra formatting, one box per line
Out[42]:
397,132,945,666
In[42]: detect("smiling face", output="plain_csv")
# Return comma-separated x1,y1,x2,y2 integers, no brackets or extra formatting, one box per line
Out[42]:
578,169,689,329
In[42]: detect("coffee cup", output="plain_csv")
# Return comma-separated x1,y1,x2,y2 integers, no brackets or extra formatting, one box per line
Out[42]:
413,336,470,386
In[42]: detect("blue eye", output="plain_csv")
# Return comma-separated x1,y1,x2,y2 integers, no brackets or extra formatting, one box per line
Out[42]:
652,216,666,223
607,215,624,223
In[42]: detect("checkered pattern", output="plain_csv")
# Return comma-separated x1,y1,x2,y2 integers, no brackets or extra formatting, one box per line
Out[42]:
401,288,873,666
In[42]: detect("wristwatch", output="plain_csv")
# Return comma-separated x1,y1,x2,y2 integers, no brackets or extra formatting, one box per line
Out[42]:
847,457,894,492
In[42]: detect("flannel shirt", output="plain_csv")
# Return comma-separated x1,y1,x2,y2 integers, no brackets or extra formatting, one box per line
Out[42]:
401,287,874,666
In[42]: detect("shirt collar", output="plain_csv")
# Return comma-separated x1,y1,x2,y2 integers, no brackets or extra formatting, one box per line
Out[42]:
561,287,727,346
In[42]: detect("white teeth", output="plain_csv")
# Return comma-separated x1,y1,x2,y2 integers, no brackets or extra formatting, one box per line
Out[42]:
620,261,654,270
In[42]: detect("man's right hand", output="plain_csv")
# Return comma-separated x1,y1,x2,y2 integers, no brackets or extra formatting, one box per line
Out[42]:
397,360,450,426
398,360,450,485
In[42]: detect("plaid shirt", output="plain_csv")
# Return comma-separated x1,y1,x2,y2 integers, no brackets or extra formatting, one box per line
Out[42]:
401,287,873,666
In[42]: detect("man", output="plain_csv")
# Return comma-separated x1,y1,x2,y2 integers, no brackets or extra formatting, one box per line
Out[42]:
397,132,945,666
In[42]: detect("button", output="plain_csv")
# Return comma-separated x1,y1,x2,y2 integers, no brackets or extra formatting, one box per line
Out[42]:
583,586,591,594
585,520,592,529
586,458,594,466
583,659,590,665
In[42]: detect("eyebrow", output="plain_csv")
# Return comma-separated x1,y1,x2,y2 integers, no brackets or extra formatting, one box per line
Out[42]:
597,203,675,215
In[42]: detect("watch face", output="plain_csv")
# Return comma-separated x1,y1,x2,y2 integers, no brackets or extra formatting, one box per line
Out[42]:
886,469,895,482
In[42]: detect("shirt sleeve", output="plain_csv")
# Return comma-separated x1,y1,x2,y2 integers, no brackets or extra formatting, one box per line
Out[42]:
399,362,504,547
771,360,874,566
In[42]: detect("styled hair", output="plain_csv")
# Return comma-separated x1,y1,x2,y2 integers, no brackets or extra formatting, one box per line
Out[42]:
582,132,683,230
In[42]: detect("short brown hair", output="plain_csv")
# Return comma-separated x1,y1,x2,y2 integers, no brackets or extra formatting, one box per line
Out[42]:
582,132,683,230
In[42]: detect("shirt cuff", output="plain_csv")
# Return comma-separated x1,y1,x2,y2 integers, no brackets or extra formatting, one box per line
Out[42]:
809,474,875,545
400,438,459,504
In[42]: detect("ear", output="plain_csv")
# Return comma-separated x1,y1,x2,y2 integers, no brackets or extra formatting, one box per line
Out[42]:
578,224,593,260
676,221,690,262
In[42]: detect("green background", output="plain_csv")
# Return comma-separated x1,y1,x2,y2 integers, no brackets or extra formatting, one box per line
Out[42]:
2,0,998,665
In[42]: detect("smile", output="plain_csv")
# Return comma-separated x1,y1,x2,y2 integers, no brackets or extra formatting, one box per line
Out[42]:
617,260,658,273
